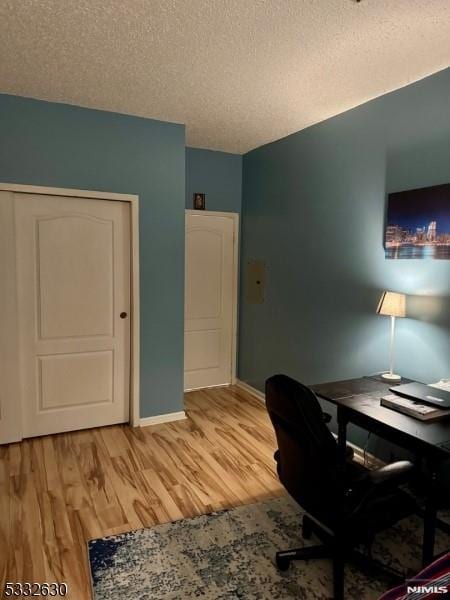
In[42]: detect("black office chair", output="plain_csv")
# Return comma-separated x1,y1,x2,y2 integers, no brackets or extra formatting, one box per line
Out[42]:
266,374,417,600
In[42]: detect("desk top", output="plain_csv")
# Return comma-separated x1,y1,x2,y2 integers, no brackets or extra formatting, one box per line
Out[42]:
311,377,450,461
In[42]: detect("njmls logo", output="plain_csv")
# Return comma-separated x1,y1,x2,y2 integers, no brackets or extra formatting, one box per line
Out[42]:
406,584,448,594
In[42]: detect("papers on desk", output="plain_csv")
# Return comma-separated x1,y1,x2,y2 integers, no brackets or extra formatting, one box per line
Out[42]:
381,394,450,422
429,379,450,392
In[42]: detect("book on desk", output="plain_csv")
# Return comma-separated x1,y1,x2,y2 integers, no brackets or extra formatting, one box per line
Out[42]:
381,393,450,422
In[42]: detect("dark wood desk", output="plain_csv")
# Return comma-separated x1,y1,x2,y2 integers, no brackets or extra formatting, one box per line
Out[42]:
311,376,450,566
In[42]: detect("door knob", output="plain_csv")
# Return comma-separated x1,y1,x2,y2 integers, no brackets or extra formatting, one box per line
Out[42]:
120,312,128,319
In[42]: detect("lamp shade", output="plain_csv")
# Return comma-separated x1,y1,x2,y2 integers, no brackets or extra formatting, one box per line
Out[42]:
376,291,406,318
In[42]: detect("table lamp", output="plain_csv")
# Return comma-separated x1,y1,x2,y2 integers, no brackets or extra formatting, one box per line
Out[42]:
376,291,406,381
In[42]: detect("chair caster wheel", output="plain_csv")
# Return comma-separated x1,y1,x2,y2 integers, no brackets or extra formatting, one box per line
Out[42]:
276,555,291,571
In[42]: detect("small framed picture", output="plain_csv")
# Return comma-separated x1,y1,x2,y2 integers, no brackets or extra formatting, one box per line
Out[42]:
193,193,206,210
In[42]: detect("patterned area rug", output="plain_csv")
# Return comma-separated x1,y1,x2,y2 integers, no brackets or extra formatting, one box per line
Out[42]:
88,496,449,599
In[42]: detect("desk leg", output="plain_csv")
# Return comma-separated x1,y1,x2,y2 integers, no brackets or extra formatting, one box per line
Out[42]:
337,409,348,465
422,467,438,566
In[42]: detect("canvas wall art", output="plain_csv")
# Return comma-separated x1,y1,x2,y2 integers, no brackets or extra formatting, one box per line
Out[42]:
385,183,450,259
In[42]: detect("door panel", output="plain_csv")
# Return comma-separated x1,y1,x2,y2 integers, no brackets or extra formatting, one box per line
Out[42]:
38,351,113,409
184,330,221,372
184,213,236,390
185,229,223,319
37,215,114,338
15,193,130,437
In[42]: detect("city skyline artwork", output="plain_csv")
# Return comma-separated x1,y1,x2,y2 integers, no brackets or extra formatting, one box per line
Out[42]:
385,183,450,259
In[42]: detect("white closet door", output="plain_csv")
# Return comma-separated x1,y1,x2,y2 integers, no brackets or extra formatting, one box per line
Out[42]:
15,193,130,437
184,212,235,390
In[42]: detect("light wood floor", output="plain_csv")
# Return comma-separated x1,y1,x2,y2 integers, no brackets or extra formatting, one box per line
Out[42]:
0,386,284,599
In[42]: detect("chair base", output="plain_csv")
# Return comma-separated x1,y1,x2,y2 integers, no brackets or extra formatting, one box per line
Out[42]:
276,544,345,600
275,514,405,600
276,544,332,570
276,544,404,600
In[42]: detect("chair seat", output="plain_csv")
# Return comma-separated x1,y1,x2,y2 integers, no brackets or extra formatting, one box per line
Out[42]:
311,461,417,541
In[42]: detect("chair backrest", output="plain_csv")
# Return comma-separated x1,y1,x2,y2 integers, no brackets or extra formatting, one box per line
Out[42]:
266,374,339,515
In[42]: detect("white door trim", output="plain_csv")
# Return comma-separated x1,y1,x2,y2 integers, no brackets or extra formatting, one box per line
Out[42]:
0,183,140,442
184,209,239,390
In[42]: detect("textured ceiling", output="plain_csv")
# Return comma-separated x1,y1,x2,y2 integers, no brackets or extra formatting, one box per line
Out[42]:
0,1,449,153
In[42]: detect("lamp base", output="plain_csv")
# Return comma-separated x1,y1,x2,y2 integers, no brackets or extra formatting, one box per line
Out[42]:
381,372,402,381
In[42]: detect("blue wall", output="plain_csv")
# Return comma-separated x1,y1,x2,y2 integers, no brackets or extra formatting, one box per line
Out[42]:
239,69,450,403
0,94,186,418
186,147,242,213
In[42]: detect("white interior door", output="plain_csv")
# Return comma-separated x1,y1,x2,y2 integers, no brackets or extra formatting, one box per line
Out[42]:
184,212,236,391
15,193,130,438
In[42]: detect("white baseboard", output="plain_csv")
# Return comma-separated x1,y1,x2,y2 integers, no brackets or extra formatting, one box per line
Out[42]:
184,383,231,392
347,441,385,468
140,411,187,427
235,379,265,403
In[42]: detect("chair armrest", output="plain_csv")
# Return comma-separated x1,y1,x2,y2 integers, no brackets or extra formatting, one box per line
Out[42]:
344,460,415,520
322,412,332,424
368,460,414,486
